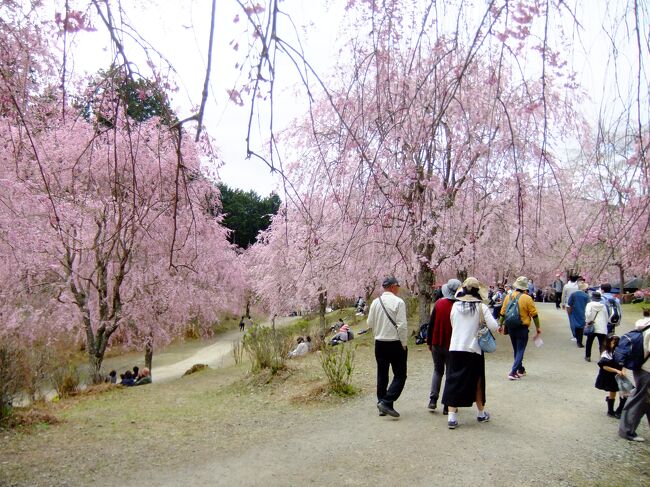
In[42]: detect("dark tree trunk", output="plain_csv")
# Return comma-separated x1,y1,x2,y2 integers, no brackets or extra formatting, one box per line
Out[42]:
318,291,327,332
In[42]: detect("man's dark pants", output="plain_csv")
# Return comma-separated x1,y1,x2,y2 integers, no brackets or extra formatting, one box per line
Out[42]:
555,292,561,309
619,369,650,439
375,340,407,406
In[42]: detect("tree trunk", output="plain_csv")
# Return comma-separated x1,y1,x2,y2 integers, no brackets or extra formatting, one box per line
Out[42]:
89,352,103,384
145,342,153,371
417,260,435,326
616,263,625,297
318,291,327,332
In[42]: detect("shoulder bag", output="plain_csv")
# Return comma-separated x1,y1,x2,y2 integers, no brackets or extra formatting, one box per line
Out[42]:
583,310,599,335
476,304,496,353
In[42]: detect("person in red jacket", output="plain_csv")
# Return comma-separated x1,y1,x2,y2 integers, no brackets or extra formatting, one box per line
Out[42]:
426,278,461,413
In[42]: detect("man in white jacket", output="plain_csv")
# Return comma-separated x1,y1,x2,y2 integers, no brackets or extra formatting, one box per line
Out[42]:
367,276,408,418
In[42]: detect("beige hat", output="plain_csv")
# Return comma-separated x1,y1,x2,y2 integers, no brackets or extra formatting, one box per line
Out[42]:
455,277,488,302
513,276,529,291
578,281,588,291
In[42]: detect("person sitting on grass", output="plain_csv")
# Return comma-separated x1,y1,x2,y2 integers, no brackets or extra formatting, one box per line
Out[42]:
288,337,309,357
330,324,352,345
120,370,135,386
133,367,152,386
106,370,117,384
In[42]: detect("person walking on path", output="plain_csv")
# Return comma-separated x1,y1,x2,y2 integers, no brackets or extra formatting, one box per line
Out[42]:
442,277,499,429
618,310,650,442
366,276,408,418
552,274,564,309
599,282,623,335
499,276,542,380
567,281,590,348
239,316,246,332
584,292,608,362
426,278,461,414
561,275,580,340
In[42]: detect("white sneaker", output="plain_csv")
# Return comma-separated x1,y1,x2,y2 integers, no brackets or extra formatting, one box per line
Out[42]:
570,337,577,342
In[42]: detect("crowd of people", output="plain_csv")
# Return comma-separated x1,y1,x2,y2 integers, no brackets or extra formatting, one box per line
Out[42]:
359,274,649,443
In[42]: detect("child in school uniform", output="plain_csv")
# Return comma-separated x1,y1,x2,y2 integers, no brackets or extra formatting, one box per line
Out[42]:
595,335,627,418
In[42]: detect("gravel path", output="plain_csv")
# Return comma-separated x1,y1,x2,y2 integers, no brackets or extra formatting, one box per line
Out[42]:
113,303,649,487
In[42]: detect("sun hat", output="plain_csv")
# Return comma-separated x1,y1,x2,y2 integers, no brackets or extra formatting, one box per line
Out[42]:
591,291,602,301
578,281,588,291
513,276,529,291
441,278,462,299
382,276,400,288
454,277,488,302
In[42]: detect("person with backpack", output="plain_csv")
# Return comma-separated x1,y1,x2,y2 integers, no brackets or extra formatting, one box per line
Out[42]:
617,309,650,442
499,276,542,380
584,292,608,362
426,278,461,414
599,282,622,335
442,277,499,429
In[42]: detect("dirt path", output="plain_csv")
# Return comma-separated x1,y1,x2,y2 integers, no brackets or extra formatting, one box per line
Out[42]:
103,316,298,383
103,303,648,487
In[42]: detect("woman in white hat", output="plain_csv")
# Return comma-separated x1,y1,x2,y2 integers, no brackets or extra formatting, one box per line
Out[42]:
442,277,499,429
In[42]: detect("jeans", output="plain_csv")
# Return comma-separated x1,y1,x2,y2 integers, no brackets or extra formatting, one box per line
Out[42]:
375,340,408,406
508,326,529,375
430,345,449,403
585,333,605,359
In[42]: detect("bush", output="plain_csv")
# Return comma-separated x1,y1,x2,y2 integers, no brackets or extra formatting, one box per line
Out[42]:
0,340,30,424
50,364,82,398
319,343,357,396
242,325,293,373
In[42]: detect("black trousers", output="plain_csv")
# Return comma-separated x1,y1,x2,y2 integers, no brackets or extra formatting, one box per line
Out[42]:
585,333,606,359
555,292,561,309
375,340,407,406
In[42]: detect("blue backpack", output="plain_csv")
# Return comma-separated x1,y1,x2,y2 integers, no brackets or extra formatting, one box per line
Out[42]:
415,323,428,345
614,325,650,370
504,292,523,329
606,298,621,326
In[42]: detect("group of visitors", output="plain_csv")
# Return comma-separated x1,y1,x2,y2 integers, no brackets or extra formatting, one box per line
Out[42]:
362,273,648,443
106,366,151,386
561,277,650,442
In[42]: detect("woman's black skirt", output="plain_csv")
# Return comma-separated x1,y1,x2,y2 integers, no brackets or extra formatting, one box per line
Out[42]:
442,351,486,408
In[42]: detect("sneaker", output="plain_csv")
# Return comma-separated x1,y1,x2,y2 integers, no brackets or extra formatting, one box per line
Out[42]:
625,434,645,442
585,357,591,362
577,343,584,348
377,401,400,418
427,400,437,411
517,370,527,377
477,411,490,423
378,411,387,416
570,337,577,342
508,373,520,381
448,419,458,429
